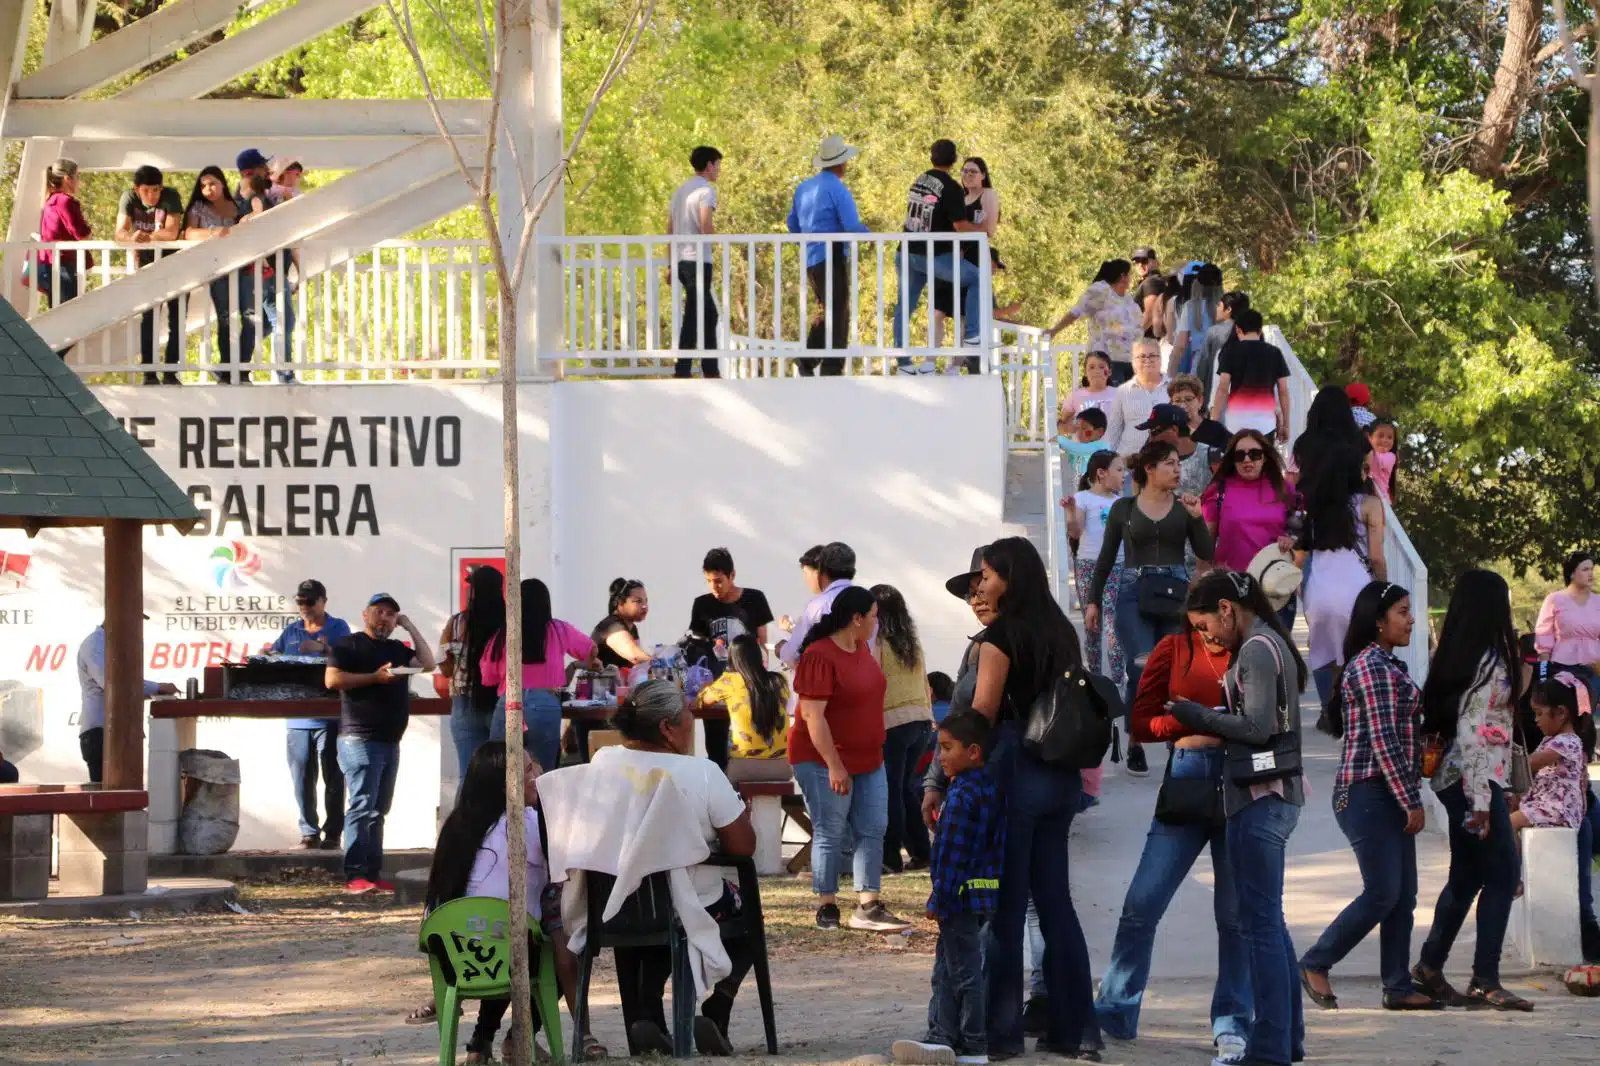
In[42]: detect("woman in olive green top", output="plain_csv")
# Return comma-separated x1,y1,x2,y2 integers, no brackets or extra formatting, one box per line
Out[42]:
872,584,934,872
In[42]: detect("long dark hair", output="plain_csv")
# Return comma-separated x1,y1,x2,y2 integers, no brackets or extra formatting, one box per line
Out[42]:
1093,259,1132,286
1320,581,1412,738
462,566,506,698
962,156,992,189
980,537,1081,692
1080,350,1113,388
489,577,553,664
1078,448,1119,492
1422,569,1522,743
184,165,232,219
425,741,509,910
1301,444,1366,552
1184,570,1308,691
729,633,786,742
1293,386,1371,486
799,585,875,655
607,578,645,617
870,584,921,670
1209,428,1289,501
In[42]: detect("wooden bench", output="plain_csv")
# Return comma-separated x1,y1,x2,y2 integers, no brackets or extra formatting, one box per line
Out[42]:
734,780,802,876
0,785,151,901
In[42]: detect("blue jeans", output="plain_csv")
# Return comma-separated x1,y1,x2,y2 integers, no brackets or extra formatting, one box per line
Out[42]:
337,736,400,881
1095,747,1248,1042
892,251,981,364
1419,780,1517,984
1228,795,1304,1066
241,274,297,383
1114,567,1188,712
490,688,564,775
1580,791,1598,927
984,728,1101,1056
928,911,987,1054
286,722,343,841
883,720,933,869
793,761,887,896
449,694,494,779
1312,665,1337,711
1301,777,1418,994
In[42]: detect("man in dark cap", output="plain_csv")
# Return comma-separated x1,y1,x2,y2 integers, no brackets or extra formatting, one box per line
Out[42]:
1137,402,1214,498
271,578,352,848
1130,247,1166,339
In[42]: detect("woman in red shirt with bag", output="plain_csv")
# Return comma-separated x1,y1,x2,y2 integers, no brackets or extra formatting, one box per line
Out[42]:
791,585,911,934
1095,624,1253,1065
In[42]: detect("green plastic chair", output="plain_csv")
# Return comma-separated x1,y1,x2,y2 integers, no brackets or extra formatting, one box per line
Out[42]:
419,896,565,1065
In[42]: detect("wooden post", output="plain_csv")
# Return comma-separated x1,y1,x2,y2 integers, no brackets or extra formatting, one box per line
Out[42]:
103,519,145,791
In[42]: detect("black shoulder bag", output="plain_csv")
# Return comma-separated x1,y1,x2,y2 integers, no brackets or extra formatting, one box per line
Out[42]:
1153,748,1224,827
1021,667,1121,770
1221,634,1303,786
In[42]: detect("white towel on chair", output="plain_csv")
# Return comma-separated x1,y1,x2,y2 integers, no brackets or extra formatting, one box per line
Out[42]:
539,761,732,998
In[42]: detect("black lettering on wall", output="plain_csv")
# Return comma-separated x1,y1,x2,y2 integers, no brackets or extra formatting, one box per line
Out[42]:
218,485,251,536
238,417,260,469
187,486,212,536
254,484,282,536
129,417,155,450
348,484,379,536
323,417,356,467
437,416,461,466
292,417,316,468
404,416,430,466
286,485,311,535
263,417,290,468
178,418,204,468
208,417,235,469
315,485,340,536
388,417,400,467
361,416,384,466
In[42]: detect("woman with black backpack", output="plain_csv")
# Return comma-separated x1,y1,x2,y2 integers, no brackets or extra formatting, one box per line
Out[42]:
1168,570,1308,1066
925,537,1104,1060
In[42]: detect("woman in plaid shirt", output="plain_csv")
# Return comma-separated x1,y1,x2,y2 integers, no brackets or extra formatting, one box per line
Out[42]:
1299,582,1438,1010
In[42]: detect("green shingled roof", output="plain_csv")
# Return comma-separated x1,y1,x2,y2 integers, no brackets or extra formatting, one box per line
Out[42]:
0,297,200,529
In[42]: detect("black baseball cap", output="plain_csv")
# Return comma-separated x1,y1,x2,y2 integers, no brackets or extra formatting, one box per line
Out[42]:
295,579,327,602
1132,246,1157,262
945,546,988,599
1135,403,1189,434
367,592,401,610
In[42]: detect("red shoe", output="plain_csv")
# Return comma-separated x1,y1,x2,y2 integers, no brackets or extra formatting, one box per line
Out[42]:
344,878,378,895
372,878,397,892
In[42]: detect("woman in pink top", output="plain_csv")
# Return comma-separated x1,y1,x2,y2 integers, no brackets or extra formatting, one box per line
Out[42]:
1065,351,1118,418
35,158,93,321
1202,429,1302,620
1535,551,1600,670
480,577,598,773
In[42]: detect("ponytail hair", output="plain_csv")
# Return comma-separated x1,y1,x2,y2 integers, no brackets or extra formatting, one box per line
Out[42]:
1184,569,1308,691
799,585,875,655
607,577,645,616
1531,665,1598,762
1093,259,1132,286
44,157,78,198
1078,449,1119,492
1131,440,1178,489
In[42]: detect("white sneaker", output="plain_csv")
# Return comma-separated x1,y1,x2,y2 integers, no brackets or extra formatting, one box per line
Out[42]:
892,1040,956,1065
1212,1033,1248,1066
956,1056,989,1065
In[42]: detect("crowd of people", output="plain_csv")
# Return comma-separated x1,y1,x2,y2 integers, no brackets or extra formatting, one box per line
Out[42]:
32,150,305,382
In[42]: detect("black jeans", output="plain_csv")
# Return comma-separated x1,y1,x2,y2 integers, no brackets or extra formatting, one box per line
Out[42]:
614,886,752,1039
80,727,104,784
797,255,849,377
882,720,932,869
674,261,720,378
1419,780,1517,984
702,717,730,771
467,933,547,1056
35,261,79,359
928,911,986,1053
140,300,182,384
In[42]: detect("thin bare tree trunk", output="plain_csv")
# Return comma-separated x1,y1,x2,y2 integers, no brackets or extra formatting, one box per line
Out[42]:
1554,0,1600,305
1470,0,1545,178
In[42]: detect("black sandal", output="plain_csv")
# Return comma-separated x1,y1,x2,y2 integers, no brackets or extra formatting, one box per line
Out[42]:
1382,991,1443,1011
1299,966,1338,1010
1465,980,1535,1012
1411,963,1478,1008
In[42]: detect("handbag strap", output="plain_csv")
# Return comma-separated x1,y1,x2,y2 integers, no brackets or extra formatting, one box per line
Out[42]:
1225,633,1290,733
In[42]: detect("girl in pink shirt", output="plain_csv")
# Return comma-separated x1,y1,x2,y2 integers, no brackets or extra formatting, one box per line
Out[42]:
1535,552,1600,668
1065,351,1119,418
479,577,598,772
1367,418,1398,501
36,158,93,315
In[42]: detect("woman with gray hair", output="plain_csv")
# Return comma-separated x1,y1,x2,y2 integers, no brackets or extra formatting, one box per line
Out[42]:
590,680,758,1055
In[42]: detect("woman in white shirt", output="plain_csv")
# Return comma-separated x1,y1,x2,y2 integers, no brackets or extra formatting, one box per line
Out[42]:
591,681,758,1056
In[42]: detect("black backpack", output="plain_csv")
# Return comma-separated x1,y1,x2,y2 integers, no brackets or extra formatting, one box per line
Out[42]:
1020,667,1121,769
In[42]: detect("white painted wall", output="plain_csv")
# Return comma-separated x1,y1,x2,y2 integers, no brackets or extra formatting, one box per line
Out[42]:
0,377,1006,854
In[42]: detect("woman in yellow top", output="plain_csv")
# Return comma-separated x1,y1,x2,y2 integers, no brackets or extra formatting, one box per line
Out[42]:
871,584,934,872
697,633,792,783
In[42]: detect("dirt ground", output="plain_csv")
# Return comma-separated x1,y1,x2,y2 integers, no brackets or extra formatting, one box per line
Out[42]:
1,868,1599,1066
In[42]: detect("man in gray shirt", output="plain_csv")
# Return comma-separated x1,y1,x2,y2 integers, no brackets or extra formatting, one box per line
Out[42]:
668,146,723,378
76,623,177,783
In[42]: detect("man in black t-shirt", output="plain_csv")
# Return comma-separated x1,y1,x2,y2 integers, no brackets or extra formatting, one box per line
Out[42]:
114,165,184,385
327,593,436,894
1211,308,1291,442
686,548,774,770
891,139,983,373
1131,247,1166,342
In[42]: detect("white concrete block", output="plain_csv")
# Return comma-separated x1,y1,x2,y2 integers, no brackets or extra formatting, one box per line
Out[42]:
750,795,785,877
1510,826,1581,968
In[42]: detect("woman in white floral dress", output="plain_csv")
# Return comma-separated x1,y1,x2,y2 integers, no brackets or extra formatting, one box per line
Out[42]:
1044,260,1143,385
1410,570,1533,1011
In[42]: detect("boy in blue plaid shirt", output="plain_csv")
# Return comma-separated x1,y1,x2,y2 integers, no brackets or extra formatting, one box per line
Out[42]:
893,711,1005,1065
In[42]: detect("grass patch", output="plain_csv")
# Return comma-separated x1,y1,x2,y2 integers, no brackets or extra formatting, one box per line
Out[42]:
757,871,938,957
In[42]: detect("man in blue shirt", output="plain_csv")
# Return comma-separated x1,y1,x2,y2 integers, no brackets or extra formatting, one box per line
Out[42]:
235,147,296,382
787,136,872,377
272,578,353,848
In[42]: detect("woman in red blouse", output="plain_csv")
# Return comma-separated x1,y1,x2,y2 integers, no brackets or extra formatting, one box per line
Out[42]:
791,585,910,934
1095,624,1253,1062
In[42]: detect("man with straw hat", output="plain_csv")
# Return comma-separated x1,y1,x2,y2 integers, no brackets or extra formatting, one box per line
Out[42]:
787,135,872,376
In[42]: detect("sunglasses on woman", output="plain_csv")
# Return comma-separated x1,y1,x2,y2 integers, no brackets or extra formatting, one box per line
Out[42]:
1233,447,1266,462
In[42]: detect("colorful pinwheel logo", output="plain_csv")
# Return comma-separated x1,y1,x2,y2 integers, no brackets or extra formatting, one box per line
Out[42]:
209,541,262,591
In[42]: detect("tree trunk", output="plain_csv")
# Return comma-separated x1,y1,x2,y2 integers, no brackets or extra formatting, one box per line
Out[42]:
1469,0,1545,178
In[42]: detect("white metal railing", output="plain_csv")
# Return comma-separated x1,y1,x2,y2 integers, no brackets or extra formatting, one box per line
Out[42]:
5,239,500,382
1267,325,1430,682
542,233,994,375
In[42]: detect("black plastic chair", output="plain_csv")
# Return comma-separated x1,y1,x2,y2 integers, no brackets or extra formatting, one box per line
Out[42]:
571,851,777,1059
